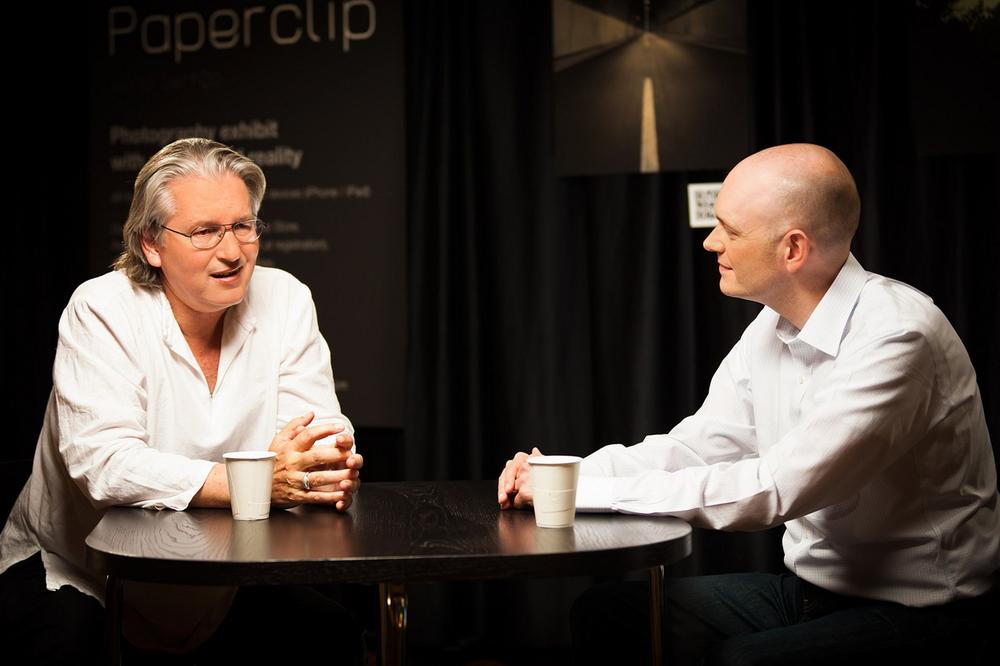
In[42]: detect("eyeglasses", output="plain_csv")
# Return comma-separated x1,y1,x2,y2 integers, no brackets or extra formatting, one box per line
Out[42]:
159,218,266,249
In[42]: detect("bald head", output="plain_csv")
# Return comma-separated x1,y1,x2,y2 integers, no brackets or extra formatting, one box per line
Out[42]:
727,144,860,253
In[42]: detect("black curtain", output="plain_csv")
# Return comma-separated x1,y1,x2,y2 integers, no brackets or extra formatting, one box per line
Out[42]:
405,2,762,484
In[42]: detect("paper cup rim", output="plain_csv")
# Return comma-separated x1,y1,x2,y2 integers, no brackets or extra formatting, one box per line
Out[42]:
223,451,277,461
527,455,582,465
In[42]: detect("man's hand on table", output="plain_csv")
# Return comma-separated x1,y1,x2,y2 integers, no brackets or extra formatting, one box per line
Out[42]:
497,446,542,510
270,413,363,511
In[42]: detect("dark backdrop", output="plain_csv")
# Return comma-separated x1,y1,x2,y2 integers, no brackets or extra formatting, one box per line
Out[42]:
3,0,998,662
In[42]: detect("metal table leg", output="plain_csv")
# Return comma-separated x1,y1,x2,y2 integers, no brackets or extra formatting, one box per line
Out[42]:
649,565,665,666
379,582,408,666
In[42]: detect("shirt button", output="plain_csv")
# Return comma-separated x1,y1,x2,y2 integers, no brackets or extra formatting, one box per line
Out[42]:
153,503,166,510
799,376,805,385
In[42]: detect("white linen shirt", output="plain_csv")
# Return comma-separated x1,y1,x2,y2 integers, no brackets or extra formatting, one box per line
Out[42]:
577,254,999,607
0,267,352,601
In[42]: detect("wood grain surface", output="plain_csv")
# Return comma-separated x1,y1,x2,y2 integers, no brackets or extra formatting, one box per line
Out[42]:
86,481,691,585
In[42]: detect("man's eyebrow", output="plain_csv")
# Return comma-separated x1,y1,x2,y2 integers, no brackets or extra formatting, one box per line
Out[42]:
190,215,254,227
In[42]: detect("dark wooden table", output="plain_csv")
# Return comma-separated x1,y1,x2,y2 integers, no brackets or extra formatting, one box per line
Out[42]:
86,481,691,665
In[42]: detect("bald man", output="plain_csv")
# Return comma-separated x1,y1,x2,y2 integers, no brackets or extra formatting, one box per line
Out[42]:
498,145,998,664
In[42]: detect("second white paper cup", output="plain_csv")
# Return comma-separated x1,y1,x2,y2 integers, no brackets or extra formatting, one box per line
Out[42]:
528,455,582,528
223,451,277,521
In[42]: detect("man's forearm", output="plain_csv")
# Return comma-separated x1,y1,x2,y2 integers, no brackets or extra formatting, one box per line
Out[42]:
190,463,230,508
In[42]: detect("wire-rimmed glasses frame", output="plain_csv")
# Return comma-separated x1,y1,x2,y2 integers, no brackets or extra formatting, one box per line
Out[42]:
159,218,266,250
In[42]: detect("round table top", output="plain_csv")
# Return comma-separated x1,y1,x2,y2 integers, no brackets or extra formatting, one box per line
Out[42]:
86,480,692,585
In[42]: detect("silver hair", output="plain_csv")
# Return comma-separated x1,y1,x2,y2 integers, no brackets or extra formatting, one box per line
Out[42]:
113,138,266,288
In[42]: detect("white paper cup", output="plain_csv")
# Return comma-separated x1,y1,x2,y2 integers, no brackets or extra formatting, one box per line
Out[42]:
223,451,277,521
528,455,582,528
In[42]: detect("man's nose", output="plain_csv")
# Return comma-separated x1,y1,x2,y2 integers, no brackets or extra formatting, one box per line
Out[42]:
216,227,243,257
703,223,723,252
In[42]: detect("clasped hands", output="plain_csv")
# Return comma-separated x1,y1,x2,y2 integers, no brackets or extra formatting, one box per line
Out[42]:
269,412,364,511
497,447,542,510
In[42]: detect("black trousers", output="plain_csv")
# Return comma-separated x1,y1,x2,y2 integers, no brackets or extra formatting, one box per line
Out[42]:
0,553,365,665
571,572,996,666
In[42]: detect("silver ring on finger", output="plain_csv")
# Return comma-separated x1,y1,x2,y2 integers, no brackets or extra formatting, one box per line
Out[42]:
302,471,311,492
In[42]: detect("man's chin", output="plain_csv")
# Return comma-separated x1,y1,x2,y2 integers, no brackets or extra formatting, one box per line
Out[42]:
719,283,753,302
218,294,247,309
206,287,248,310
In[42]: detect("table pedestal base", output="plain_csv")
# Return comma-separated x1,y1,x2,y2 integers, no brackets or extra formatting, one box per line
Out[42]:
374,568,665,666
379,582,408,666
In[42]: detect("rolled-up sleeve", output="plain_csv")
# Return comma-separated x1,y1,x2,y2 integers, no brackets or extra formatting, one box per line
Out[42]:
54,296,214,511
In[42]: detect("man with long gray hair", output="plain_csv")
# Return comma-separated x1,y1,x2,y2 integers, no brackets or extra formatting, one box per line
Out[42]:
0,138,365,663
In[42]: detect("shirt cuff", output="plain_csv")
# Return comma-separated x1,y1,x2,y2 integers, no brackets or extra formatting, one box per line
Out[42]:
133,459,216,511
576,475,616,513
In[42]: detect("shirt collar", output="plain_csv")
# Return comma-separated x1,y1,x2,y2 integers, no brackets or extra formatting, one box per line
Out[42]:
776,253,869,358
227,288,256,334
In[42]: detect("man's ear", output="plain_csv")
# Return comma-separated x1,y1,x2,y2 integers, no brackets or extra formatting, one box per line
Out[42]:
140,235,163,268
783,228,811,273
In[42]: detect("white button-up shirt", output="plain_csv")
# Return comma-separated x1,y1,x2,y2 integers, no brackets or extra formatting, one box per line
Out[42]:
0,267,352,602
577,254,999,606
